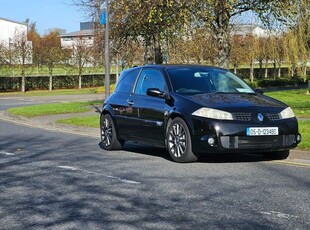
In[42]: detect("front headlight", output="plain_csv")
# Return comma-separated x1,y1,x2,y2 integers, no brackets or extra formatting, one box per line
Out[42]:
280,107,295,119
192,108,233,120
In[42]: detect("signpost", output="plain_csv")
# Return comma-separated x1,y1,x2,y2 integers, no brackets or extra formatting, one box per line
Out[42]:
100,1,110,99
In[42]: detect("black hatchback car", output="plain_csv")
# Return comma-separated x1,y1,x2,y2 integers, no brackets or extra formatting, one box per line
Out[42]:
100,65,301,162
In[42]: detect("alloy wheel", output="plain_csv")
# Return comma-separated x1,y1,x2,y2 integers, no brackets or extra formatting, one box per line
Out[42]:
168,122,187,158
101,117,112,147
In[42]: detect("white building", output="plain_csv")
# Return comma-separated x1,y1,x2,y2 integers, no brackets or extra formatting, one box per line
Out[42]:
0,17,27,44
59,22,94,48
0,17,32,64
231,23,280,38
59,22,95,67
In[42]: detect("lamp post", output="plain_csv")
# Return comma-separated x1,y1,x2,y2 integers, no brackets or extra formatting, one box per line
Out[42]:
104,0,110,99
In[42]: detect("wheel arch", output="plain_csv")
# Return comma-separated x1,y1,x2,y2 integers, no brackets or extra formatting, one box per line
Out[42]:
101,104,115,116
165,111,196,150
100,105,120,139
166,111,195,136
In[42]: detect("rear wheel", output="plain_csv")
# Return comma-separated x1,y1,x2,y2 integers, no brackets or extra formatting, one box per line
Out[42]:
166,117,199,163
263,150,290,160
100,113,123,150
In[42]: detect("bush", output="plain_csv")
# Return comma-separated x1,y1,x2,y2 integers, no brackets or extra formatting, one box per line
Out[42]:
0,74,117,92
243,79,259,89
0,77,21,91
257,77,306,88
243,77,307,89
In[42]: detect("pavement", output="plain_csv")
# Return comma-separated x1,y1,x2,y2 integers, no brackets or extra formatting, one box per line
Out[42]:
0,93,309,161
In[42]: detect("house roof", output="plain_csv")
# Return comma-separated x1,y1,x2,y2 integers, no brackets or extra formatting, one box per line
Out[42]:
59,29,94,38
231,24,260,36
0,17,27,26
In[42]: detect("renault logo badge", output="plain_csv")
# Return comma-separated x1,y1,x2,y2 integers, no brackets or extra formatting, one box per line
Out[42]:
257,113,264,122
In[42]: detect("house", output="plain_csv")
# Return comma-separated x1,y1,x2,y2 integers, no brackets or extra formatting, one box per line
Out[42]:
59,22,96,67
0,17,27,44
231,23,273,38
59,22,95,48
0,17,32,64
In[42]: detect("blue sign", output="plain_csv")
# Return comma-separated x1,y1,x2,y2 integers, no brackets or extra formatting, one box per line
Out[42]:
100,11,106,25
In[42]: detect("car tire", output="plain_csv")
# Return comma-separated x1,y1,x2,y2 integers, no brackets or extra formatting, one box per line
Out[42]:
100,113,124,150
166,117,199,163
263,150,290,160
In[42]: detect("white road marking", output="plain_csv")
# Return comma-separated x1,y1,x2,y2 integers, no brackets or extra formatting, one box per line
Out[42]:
259,211,298,219
0,151,15,156
267,160,310,168
57,165,141,185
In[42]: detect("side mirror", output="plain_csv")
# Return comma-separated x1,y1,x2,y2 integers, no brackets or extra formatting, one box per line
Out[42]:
255,88,264,95
147,88,170,100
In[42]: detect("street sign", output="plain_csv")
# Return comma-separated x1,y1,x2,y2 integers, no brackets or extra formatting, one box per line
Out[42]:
100,11,106,25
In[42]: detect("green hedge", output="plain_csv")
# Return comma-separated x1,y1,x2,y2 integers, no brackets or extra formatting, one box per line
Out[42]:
0,77,21,92
244,77,308,89
0,74,117,92
235,67,291,79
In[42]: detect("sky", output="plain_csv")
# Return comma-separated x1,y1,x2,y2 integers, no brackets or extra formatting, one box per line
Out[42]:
0,0,88,35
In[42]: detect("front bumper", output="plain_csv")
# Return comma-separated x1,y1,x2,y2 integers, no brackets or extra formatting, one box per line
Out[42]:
191,117,301,154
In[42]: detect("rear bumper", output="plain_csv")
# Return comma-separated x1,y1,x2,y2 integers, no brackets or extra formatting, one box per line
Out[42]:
191,117,301,154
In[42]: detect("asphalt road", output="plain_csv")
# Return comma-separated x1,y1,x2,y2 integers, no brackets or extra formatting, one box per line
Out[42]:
0,96,309,229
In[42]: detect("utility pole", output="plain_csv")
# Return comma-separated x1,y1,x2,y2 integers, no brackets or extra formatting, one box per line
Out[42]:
104,0,110,99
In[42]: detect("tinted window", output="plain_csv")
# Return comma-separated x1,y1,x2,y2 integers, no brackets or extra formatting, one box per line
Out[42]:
134,69,166,95
115,69,140,93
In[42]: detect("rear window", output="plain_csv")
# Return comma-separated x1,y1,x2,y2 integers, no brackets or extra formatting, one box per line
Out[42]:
114,69,140,93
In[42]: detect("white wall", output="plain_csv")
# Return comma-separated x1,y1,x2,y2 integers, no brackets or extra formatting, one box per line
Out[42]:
0,18,27,45
0,18,32,65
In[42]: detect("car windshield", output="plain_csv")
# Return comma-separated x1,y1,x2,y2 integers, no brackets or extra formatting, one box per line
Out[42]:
166,67,254,95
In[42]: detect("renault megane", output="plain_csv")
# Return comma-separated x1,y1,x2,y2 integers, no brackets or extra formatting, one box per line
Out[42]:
100,65,301,163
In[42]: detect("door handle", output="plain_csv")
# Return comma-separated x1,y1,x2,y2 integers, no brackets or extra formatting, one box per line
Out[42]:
127,99,134,106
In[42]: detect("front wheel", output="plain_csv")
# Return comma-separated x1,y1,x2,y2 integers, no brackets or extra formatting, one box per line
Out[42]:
100,113,123,150
166,118,199,163
263,150,290,160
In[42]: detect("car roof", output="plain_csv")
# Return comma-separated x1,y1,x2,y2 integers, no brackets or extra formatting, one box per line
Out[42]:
127,64,228,71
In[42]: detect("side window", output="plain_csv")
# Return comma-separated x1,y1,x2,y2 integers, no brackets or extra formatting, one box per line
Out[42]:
115,69,140,93
134,69,166,95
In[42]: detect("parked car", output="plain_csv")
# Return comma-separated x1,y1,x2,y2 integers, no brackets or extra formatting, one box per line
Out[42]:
100,65,301,163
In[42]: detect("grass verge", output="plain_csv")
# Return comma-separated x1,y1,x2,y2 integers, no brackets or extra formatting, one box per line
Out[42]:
8,101,101,118
0,85,116,97
298,120,310,150
266,89,310,118
0,88,100,97
57,115,100,128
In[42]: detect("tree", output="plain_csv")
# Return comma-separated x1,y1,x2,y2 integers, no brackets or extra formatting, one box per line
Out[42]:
72,0,105,67
294,0,310,78
283,31,299,77
13,31,33,92
73,0,302,72
245,35,259,82
26,20,43,75
0,43,6,73
230,35,250,74
110,0,190,64
191,0,297,68
70,35,93,89
41,31,66,91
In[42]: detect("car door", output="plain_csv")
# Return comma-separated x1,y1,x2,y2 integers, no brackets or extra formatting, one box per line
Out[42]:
110,68,141,140
126,68,167,146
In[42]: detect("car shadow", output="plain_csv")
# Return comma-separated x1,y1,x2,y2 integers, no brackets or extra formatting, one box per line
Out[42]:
99,141,270,164
199,152,266,163
122,142,172,161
